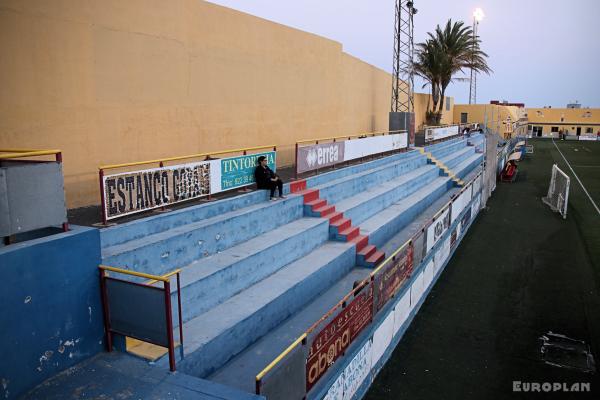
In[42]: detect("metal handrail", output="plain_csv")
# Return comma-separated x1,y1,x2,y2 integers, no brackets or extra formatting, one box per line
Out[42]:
0,148,62,162
99,265,170,282
254,169,485,392
99,264,184,372
99,144,276,171
296,129,406,145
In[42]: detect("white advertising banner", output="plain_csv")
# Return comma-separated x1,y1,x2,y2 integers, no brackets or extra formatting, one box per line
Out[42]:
472,192,482,218
410,274,424,307
426,206,451,253
297,133,408,174
343,133,408,161
451,184,473,224
579,134,597,141
343,339,373,400
392,289,411,336
425,125,460,142
472,173,483,195
371,312,395,367
423,259,434,292
324,373,344,400
434,237,451,275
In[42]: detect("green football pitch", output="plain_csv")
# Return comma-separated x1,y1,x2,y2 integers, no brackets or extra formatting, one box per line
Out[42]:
366,138,600,399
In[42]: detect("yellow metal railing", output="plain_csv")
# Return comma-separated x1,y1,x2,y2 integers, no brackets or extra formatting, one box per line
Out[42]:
255,168,484,394
0,148,62,162
99,144,277,171
295,129,406,145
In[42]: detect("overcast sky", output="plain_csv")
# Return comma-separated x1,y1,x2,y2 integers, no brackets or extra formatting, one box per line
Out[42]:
208,0,600,108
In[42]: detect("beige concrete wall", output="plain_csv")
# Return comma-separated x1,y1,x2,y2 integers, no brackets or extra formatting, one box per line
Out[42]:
453,104,527,138
0,0,452,208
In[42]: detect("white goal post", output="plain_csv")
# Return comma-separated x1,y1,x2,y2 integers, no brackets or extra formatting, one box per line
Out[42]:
542,164,570,219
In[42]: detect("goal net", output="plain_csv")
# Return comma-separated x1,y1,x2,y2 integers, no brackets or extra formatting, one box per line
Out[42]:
542,164,570,219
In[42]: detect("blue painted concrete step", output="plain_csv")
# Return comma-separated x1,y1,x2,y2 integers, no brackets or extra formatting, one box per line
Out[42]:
334,164,439,228
312,153,427,206
208,267,372,393
438,146,476,170
102,196,304,277
173,217,330,323
454,153,484,180
304,150,419,189
359,176,452,248
100,189,271,248
161,241,357,378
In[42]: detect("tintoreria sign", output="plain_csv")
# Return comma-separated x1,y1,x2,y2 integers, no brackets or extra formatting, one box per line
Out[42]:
297,133,408,173
103,151,276,220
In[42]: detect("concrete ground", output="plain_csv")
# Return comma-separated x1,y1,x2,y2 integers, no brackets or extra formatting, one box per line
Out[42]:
22,352,261,400
365,139,600,399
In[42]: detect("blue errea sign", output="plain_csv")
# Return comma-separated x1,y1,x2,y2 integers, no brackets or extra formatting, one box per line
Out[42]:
220,151,277,190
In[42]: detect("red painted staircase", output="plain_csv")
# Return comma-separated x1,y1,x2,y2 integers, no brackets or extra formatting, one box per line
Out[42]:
291,181,385,268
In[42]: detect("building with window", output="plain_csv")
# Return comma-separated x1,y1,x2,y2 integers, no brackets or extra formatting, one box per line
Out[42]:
526,107,600,138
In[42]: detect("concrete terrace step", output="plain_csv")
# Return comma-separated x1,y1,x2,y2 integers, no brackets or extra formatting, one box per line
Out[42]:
311,152,427,206
438,146,476,170
101,196,303,276
208,267,372,393
334,164,439,228
426,139,467,160
173,217,330,323
101,190,271,248
453,153,484,180
359,176,452,248
165,241,357,378
304,150,420,189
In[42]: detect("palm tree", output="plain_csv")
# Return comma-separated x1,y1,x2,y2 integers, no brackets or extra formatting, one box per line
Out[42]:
414,19,491,125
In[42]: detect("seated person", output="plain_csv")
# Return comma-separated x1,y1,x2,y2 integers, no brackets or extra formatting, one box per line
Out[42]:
254,155,286,201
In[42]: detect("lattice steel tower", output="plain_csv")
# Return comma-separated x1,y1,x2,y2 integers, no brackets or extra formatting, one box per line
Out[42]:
391,0,415,114
468,19,479,104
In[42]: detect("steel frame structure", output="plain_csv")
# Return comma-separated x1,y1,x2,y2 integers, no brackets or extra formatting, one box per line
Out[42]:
391,1,415,114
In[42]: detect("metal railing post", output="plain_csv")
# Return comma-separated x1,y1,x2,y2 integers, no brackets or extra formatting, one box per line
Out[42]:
99,269,113,352
294,143,299,181
176,272,184,360
164,280,176,372
99,169,108,226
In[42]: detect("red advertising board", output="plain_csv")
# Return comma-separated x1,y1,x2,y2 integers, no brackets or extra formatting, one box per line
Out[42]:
306,283,374,391
374,244,414,313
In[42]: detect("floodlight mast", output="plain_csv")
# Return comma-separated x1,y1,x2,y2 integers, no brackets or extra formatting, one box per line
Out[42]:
391,0,416,114
468,8,484,105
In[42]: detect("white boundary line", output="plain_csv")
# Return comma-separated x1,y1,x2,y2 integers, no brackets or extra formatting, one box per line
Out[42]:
552,139,600,217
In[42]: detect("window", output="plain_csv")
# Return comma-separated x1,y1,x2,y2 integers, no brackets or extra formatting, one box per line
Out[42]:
586,127,593,134
460,113,468,123
446,97,451,111
551,126,559,132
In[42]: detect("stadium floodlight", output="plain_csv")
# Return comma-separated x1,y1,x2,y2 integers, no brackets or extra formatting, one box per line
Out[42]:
542,164,570,219
473,7,485,22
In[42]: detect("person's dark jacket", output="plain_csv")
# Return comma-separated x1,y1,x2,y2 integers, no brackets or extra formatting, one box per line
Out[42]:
254,165,275,189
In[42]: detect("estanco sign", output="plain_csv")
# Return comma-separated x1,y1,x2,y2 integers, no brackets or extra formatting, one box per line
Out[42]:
297,133,408,174
103,151,276,220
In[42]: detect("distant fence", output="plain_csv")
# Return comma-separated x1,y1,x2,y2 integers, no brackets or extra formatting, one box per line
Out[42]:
256,167,486,399
98,145,277,224
294,130,408,179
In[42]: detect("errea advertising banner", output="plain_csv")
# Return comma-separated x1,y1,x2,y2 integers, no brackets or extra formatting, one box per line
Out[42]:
297,133,408,173
103,151,276,220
